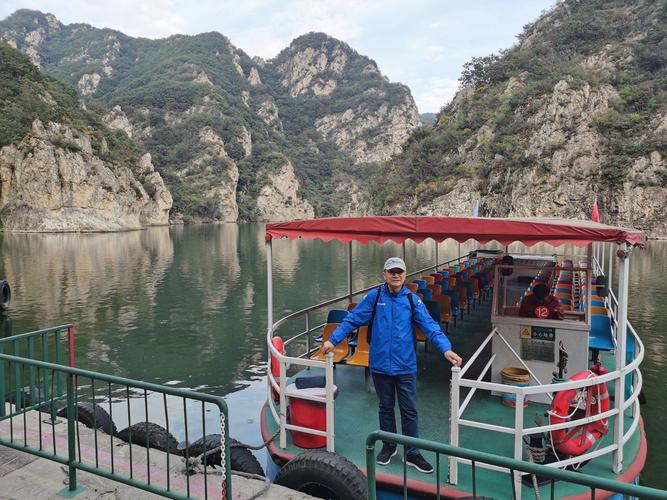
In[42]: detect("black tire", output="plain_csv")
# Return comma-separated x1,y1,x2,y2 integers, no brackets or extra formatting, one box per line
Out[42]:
57,402,117,435
116,422,179,454
5,388,52,413
185,434,264,476
0,280,10,310
274,450,367,500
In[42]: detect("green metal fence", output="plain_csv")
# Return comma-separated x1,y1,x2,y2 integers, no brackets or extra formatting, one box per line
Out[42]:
366,430,667,500
0,324,73,417
0,326,231,499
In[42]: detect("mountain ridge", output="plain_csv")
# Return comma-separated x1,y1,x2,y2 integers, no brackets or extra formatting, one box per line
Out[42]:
0,9,420,224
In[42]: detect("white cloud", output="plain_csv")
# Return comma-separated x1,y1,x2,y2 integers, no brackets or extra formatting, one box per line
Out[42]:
414,77,461,114
423,44,446,62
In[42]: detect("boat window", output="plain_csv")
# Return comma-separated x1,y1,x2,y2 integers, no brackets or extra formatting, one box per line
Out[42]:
493,257,591,325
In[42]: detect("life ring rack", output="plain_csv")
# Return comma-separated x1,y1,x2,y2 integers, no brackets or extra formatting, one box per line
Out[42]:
548,370,610,457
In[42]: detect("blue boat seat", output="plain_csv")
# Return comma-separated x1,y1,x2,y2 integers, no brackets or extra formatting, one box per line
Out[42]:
589,315,614,352
412,279,427,291
327,309,348,324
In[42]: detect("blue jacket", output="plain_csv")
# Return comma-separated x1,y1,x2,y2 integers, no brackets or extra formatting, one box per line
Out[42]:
329,284,452,375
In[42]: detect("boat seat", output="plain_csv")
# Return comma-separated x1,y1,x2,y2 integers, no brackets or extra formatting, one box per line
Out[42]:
591,306,609,316
412,279,427,291
415,325,429,352
345,326,371,391
326,309,348,324
311,323,349,363
589,315,615,359
346,302,358,311
406,283,419,293
432,294,452,331
345,326,369,368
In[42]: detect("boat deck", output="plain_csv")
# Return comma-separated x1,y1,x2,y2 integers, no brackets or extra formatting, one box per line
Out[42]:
262,299,645,498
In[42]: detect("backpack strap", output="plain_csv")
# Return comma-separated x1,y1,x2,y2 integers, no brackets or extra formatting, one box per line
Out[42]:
367,286,418,345
366,285,383,344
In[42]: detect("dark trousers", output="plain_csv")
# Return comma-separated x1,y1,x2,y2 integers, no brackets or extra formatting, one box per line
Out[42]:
372,372,419,455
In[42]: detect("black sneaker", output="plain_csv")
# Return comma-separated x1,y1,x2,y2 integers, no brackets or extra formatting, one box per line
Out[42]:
376,444,397,465
405,453,434,473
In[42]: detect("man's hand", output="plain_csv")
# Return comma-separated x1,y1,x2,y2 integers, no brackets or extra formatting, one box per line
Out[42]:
444,350,463,367
321,341,335,354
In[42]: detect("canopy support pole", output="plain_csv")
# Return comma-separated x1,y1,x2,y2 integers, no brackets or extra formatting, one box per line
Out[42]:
613,243,630,473
435,240,439,271
266,237,273,330
402,241,406,261
608,243,614,303
347,242,353,302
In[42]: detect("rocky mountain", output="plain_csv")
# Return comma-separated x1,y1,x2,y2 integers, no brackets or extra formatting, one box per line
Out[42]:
368,0,667,237
0,11,420,224
0,42,171,232
420,113,437,126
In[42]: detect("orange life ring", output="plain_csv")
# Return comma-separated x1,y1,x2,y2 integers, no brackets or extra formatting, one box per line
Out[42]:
549,370,609,456
271,337,284,402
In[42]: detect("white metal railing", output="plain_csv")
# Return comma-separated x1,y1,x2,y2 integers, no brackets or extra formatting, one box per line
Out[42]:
449,307,644,498
267,252,478,452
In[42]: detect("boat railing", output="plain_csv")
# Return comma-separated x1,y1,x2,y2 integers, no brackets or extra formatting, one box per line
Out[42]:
449,322,645,497
267,252,476,452
0,327,231,499
366,430,667,499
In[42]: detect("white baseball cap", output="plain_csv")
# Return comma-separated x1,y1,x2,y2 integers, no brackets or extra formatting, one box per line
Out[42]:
383,257,406,271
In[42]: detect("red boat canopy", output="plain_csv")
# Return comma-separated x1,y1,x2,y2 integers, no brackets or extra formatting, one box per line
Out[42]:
266,216,645,248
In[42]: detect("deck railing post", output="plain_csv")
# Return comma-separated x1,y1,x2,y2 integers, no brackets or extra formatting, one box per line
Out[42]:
613,243,630,473
449,366,460,484
325,352,335,452
279,360,287,449
513,392,525,500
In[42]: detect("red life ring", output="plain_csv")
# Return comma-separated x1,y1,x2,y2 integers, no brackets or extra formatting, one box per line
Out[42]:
271,337,284,402
549,370,609,456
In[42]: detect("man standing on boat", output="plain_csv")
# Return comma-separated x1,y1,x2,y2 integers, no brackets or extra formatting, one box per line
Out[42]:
322,257,462,473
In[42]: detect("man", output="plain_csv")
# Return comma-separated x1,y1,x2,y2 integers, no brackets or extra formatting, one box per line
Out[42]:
519,283,564,320
322,257,462,473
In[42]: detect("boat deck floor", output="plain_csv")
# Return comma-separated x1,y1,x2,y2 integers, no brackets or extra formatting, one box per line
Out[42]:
263,298,644,498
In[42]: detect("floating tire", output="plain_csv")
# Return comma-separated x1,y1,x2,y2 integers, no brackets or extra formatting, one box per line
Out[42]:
0,280,10,310
184,434,264,476
116,422,179,454
57,402,117,435
274,450,367,500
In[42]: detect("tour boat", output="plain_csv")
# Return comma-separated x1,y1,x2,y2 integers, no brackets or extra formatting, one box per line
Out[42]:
260,216,651,499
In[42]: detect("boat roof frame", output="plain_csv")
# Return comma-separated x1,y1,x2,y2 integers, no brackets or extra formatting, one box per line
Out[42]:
266,216,645,248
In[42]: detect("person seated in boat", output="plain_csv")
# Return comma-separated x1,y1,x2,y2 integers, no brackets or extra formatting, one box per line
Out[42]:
519,283,564,320
321,257,462,474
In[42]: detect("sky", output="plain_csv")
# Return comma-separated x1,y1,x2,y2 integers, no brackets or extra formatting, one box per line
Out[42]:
0,0,558,113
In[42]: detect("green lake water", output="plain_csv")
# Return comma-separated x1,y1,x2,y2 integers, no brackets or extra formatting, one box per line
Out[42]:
0,224,664,488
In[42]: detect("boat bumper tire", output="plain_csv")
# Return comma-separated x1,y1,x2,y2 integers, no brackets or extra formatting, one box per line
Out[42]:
274,450,367,500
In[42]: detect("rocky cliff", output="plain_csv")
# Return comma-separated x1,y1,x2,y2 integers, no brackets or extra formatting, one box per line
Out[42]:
0,120,171,231
368,0,667,237
0,13,420,223
0,42,171,232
